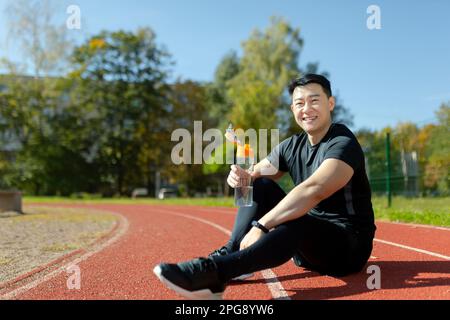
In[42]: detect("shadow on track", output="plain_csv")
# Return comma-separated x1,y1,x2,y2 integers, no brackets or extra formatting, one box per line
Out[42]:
229,260,450,299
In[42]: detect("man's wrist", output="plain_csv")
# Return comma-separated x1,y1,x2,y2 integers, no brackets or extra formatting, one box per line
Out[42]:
251,220,270,233
250,169,261,181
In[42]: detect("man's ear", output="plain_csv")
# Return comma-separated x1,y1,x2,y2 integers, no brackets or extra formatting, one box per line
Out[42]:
290,103,294,112
329,96,335,112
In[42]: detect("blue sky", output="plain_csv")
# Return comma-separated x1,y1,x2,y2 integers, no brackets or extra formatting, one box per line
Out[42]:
1,0,449,131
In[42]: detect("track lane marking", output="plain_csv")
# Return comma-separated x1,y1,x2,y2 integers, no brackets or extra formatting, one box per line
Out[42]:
374,238,450,260
376,220,450,231
1,210,129,300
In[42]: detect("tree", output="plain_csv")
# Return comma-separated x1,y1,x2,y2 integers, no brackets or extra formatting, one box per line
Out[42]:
0,73,102,195
165,80,219,195
210,17,354,142
393,122,420,153
0,0,77,194
205,51,240,128
227,16,303,133
424,103,450,194
69,28,172,195
3,0,73,76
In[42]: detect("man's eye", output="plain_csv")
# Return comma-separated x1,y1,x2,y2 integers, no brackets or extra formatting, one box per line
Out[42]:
312,99,318,103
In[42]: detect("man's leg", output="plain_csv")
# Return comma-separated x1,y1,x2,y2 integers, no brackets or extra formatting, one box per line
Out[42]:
223,177,286,252
213,215,367,281
153,211,372,299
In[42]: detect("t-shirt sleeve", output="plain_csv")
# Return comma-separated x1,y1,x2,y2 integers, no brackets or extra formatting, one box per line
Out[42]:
265,138,290,172
323,136,363,171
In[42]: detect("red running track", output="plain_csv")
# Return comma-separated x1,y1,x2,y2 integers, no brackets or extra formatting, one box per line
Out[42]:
1,204,449,300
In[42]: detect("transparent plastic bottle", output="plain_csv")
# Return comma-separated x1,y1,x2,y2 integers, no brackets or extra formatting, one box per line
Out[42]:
234,144,254,207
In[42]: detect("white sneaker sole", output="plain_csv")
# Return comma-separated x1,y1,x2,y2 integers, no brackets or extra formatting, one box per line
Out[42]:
232,273,254,281
153,265,223,300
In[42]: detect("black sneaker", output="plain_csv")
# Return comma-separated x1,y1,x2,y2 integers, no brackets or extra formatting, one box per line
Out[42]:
292,252,314,270
153,257,225,300
208,246,229,257
208,246,254,281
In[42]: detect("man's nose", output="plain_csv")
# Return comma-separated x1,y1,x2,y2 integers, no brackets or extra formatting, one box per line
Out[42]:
303,102,312,112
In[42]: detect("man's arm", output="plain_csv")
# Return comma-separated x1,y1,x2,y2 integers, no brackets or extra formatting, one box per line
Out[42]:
251,158,286,181
228,158,285,188
258,158,353,229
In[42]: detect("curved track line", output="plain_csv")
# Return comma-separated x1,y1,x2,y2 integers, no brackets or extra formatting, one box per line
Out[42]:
195,207,236,215
378,221,450,231
373,238,450,260
1,210,129,300
153,208,291,300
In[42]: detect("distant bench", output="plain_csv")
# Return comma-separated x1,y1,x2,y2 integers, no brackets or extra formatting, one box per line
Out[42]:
0,190,22,213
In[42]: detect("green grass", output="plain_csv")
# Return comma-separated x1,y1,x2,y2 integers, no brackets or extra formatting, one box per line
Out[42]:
24,196,235,207
24,196,450,227
372,196,450,227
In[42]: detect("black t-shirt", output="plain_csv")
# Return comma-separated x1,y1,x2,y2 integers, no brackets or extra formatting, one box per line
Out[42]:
266,123,376,236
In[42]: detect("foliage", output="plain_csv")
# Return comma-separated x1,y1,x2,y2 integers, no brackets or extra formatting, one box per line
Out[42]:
423,103,450,194
356,103,450,196
1,11,446,198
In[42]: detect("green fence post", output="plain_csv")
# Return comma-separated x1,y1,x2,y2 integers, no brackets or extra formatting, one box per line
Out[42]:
385,132,392,207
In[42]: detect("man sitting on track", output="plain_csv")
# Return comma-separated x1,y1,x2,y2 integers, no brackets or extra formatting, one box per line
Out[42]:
153,74,377,299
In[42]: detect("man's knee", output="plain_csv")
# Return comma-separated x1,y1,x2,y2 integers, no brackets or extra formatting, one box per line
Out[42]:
253,177,277,190
253,177,285,204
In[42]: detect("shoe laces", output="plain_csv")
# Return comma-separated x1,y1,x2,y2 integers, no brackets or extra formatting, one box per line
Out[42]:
181,257,218,275
198,257,218,272
209,246,228,257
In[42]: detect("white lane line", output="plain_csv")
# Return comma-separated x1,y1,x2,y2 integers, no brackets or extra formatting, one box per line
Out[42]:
377,221,450,232
195,207,236,215
374,238,450,260
1,210,129,300
201,207,450,261
259,269,291,300
170,211,232,236
155,208,291,300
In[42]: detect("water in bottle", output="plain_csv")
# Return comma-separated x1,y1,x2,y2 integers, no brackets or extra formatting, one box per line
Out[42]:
234,144,254,207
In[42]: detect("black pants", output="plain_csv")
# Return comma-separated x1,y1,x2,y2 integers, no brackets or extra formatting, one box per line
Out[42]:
213,178,373,281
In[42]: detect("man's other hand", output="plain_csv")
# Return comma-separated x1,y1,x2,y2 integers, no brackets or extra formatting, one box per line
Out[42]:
239,227,264,250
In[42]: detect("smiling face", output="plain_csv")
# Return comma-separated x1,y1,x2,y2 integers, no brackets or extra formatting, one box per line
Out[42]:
291,83,335,138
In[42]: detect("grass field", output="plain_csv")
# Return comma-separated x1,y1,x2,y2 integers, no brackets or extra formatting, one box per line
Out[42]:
24,196,450,227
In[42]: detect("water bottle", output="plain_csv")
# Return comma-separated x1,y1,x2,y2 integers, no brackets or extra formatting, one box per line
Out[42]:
234,144,254,207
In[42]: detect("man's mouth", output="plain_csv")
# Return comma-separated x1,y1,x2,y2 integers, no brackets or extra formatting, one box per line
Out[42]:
302,116,318,122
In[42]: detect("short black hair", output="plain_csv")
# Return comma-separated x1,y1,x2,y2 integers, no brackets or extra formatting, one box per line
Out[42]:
288,74,332,98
